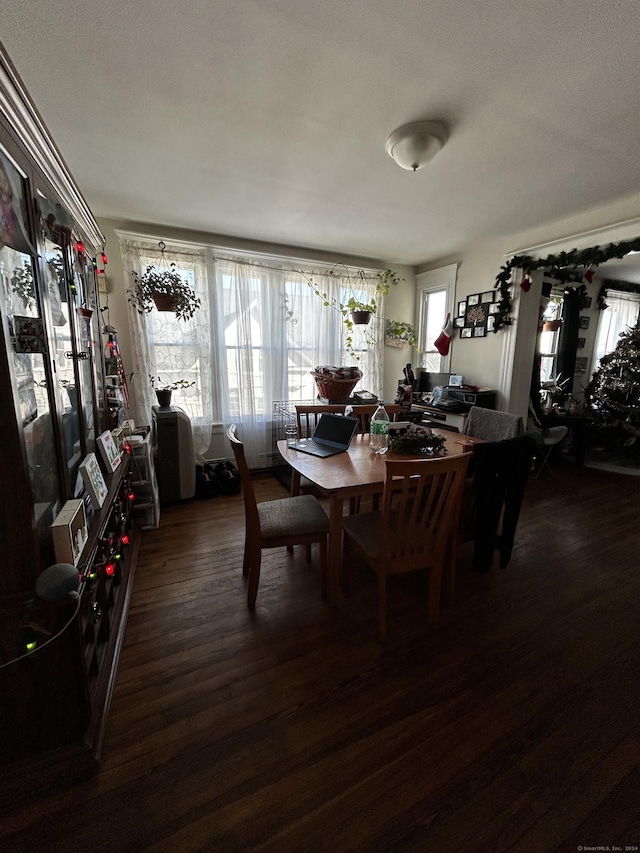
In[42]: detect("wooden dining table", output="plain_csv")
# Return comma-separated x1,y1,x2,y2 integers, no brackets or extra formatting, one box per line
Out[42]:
278,431,477,605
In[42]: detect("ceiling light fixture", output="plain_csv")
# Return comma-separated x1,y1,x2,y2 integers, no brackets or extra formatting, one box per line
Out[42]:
385,121,448,171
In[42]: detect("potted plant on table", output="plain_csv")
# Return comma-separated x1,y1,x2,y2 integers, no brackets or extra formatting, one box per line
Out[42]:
128,263,201,322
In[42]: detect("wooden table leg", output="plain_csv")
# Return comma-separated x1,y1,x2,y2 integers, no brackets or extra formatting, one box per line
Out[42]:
327,493,344,606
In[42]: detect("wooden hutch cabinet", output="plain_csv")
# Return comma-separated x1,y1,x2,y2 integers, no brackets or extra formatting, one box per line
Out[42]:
0,46,138,803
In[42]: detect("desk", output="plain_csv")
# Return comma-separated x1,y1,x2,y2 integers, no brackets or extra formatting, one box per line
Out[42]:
278,432,473,605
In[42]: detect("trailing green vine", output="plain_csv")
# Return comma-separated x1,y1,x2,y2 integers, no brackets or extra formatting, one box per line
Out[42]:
493,236,640,333
303,266,403,360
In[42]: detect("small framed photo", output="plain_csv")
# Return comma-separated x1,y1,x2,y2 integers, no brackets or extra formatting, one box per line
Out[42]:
580,316,590,329
488,303,499,314
449,374,464,387
467,293,480,306
454,316,464,328
97,429,122,473
457,301,466,316
461,327,472,338
575,356,588,375
79,452,109,509
481,291,495,304
473,326,486,337
487,316,496,332
577,337,586,349
583,296,592,309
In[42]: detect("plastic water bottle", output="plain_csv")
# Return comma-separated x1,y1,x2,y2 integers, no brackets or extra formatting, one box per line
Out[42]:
370,403,390,454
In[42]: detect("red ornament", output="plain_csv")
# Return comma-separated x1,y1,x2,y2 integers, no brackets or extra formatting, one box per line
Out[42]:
584,265,595,284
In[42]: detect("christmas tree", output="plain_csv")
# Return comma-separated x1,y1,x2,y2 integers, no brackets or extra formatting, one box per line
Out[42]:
585,315,640,439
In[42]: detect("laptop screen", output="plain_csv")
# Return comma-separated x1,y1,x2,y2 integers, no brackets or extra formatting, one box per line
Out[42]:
313,413,359,445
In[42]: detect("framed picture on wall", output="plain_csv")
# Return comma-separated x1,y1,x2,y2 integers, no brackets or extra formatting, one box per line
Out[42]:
473,326,486,337
457,301,466,316
461,327,472,338
575,356,589,375
580,316,590,329
577,337,586,349
467,293,480,306
481,291,495,303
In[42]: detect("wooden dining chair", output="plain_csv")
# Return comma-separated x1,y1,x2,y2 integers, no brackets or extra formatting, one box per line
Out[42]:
227,425,330,608
352,403,401,434
341,452,472,641
295,404,348,439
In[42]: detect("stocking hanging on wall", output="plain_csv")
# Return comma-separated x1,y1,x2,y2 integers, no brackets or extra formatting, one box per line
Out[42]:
434,312,452,356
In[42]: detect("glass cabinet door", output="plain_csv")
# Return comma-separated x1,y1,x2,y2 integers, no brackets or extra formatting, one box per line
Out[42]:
1,242,62,563
41,226,85,489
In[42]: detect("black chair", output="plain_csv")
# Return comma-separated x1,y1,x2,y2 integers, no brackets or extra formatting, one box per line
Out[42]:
462,434,537,573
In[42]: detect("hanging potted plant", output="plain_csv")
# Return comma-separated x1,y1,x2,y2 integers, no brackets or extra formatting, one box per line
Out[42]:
303,266,403,359
128,263,201,322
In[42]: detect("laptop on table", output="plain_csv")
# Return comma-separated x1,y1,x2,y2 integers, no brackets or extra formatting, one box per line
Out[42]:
290,413,359,457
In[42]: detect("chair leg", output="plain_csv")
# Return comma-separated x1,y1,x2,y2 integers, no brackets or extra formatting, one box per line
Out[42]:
444,533,457,605
306,543,312,562
319,537,328,600
246,545,262,610
428,563,442,624
242,542,250,577
378,572,387,643
532,446,553,478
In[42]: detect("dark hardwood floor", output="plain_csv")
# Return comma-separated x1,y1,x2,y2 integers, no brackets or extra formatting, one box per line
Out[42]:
2,463,640,852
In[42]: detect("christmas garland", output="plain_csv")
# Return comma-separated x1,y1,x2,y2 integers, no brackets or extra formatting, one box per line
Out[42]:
493,236,640,333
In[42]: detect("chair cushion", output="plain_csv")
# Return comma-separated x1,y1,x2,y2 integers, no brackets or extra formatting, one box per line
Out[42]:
342,511,382,559
258,495,329,538
541,425,569,446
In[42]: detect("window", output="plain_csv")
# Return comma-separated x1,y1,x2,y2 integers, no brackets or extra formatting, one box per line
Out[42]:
416,265,457,372
593,290,640,369
539,294,563,383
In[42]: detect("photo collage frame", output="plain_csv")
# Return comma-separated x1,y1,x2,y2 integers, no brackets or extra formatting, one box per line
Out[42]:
454,290,498,338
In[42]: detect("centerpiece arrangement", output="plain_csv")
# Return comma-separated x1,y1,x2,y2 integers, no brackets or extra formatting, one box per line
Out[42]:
389,423,447,455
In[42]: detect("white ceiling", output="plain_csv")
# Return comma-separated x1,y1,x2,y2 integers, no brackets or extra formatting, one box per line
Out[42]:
3,0,640,267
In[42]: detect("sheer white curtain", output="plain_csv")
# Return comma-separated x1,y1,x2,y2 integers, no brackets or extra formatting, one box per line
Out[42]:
120,238,213,459
213,258,383,467
593,291,640,368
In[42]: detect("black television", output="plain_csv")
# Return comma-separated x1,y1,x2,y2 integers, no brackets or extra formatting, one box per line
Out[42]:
418,371,451,392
